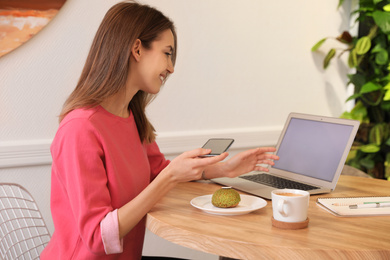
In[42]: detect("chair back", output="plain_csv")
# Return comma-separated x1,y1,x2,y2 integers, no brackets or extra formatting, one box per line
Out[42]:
0,183,51,259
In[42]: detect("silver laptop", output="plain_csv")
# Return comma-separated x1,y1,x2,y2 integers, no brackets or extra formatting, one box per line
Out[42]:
212,112,360,199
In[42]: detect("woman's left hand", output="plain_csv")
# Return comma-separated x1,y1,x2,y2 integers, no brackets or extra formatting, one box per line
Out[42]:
206,147,279,179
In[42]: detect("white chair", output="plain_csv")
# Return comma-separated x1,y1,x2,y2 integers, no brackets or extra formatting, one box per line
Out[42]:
0,183,51,260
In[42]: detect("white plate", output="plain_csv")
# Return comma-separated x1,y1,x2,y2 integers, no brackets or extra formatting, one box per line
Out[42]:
190,194,267,216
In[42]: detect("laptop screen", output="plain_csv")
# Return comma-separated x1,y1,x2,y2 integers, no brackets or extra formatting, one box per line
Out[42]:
272,118,354,182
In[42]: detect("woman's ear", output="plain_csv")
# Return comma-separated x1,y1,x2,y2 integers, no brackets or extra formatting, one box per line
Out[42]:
131,39,142,62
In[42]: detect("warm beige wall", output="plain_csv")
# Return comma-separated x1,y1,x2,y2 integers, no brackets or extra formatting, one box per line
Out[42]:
0,0,352,259
0,0,352,148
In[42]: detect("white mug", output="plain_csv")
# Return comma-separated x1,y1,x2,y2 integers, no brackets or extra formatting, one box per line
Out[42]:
271,189,309,223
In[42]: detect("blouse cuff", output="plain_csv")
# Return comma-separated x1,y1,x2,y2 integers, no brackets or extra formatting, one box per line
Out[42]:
101,209,123,254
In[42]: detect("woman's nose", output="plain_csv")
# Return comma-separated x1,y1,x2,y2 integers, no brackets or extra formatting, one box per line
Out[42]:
167,59,174,74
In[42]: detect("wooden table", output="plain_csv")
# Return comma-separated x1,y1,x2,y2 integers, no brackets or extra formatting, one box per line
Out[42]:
146,175,390,260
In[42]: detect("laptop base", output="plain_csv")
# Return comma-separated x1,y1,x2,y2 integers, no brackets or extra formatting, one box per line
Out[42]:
212,173,331,200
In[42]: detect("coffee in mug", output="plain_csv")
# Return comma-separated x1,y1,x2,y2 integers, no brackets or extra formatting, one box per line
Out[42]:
274,192,303,197
272,189,309,223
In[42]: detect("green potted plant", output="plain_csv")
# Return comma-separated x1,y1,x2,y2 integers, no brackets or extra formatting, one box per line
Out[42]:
312,0,390,180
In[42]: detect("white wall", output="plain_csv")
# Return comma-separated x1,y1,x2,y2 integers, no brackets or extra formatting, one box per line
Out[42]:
0,0,352,259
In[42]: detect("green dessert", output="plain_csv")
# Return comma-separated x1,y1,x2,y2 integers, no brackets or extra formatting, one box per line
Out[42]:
212,187,241,208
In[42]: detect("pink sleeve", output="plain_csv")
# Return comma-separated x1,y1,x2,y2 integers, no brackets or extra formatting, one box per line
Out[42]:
52,119,114,254
145,141,170,180
101,209,123,254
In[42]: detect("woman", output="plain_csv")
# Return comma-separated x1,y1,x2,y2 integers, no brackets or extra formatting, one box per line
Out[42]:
41,1,278,259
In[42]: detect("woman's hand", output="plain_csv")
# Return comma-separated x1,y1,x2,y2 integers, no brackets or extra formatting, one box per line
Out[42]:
204,147,279,179
118,148,227,239
162,148,229,183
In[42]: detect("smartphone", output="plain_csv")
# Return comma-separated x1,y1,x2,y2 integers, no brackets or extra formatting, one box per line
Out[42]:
201,138,234,157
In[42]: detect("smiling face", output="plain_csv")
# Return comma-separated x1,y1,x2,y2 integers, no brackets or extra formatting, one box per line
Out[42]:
128,29,175,95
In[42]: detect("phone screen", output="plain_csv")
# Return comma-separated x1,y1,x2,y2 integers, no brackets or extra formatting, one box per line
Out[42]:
201,138,234,156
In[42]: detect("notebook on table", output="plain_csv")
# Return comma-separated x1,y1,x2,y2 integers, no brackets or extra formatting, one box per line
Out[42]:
317,197,390,217
212,112,360,199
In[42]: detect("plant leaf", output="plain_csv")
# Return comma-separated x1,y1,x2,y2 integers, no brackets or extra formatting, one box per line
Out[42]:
348,49,358,68
311,38,327,52
346,100,368,123
371,44,384,53
346,149,358,163
373,11,390,34
383,88,390,101
323,48,336,69
375,49,389,65
360,156,375,169
369,124,385,145
337,0,345,9
360,144,381,153
381,101,390,111
346,93,361,102
348,73,366,90
384,4,390,12
355,36,371,55
385,153,390,179
367,25,378,39
340,111,353,120
360,82,382,94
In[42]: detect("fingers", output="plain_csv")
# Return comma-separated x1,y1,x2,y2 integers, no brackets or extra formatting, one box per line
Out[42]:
196,152,229,166
187,146,276,158
257,153,279,161
180,148,228,167
183,148,211,158
183,148,229,161
253,147,279,160
253,165,271,172
242,147,277,157
253,147,277,154
257,159,276,165
179,147,277,175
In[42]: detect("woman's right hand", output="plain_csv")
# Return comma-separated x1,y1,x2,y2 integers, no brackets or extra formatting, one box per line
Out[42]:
162,148,228,183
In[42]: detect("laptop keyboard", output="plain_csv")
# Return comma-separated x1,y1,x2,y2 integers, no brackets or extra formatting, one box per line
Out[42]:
239,174,320,191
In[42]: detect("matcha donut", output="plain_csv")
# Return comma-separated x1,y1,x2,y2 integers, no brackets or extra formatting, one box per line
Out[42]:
211,187,241,208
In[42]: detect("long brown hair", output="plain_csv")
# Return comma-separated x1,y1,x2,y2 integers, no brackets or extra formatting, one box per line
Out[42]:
59,1,177,143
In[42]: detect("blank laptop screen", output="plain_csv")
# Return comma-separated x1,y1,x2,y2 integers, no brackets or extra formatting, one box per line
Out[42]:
273,118,354,182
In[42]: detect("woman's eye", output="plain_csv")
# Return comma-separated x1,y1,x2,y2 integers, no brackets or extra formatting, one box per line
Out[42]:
165,52,172,56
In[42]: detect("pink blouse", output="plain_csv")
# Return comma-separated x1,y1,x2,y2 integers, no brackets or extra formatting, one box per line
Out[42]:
41,106,169,259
